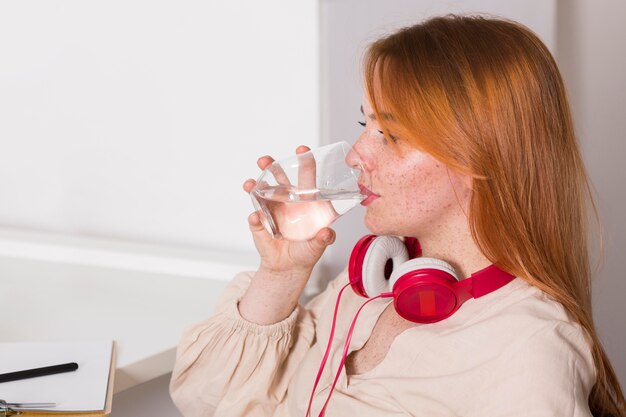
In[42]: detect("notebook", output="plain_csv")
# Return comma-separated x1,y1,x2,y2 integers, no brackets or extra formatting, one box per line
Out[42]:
0,341,115,416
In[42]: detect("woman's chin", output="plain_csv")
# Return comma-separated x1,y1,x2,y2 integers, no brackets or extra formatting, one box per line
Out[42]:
364,215,393,236
364,215,416,238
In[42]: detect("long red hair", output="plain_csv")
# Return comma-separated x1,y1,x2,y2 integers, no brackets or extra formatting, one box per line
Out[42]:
364,14,624,416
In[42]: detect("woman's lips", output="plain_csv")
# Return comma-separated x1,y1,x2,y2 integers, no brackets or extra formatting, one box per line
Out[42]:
359,184,380,206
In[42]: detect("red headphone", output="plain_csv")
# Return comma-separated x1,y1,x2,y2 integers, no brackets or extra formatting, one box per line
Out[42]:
348,235,515,323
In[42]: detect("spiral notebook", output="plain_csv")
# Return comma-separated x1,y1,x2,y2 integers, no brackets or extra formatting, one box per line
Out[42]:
0,341,115,416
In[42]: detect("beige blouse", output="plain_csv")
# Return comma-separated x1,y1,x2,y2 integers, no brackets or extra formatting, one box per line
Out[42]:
170,270,596,417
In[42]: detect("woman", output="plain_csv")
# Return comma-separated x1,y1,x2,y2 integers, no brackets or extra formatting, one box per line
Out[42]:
170,15,625,417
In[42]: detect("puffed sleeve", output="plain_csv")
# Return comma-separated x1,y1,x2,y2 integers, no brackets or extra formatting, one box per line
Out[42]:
469,320,597,417
169,271,317,417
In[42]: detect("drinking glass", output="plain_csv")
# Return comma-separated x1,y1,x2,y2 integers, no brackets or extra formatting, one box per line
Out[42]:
249,141,364,241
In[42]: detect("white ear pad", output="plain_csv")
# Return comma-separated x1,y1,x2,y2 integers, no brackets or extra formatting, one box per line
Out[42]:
388,257,459,291
361,236,409,297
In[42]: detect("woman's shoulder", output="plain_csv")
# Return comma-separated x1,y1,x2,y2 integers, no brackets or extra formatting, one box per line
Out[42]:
450,278,596,415
460,277,596,383
421,277,594,373
465,277,582,330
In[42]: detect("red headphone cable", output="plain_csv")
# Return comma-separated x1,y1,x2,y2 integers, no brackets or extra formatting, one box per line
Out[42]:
305,283,350,417
316,293,389,417
306,282,392,417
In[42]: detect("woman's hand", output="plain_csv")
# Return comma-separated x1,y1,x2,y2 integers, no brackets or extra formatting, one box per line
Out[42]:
243,145,336,275
238,145,336,324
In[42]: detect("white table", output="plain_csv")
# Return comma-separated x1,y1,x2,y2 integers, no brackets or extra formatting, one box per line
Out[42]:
0,228,257,393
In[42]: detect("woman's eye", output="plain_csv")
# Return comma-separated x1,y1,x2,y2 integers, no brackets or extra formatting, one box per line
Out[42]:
378,129,398,143
358,121,398,143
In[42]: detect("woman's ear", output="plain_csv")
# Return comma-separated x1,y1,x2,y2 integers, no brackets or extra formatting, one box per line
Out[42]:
446,167,473,190
460,172,474,191
446,168,474,212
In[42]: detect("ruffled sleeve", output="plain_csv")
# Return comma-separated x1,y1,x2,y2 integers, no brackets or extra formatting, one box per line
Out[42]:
169,271,316,417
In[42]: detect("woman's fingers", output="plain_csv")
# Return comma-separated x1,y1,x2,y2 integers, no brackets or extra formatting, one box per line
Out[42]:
248,211,267,234
296,145,311,154
258,155,291,186
243,179,256,193
256,155,275,170
255,146,313,190
296,145,316,194
309,227,336,251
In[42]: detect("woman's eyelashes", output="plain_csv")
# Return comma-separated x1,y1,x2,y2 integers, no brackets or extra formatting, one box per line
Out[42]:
357,121,398,143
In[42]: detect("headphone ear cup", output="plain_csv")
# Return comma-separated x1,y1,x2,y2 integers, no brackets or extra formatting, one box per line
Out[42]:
361,236,409,297
388,257,459,291
388,257,460,323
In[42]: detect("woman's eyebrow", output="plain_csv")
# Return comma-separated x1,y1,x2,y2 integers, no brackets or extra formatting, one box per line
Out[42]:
360,105,395,121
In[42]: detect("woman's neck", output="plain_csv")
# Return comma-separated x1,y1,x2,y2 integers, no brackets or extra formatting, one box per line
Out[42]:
415,218,491,280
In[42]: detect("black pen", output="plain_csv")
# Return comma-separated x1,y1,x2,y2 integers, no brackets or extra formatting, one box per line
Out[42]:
0,362,79,383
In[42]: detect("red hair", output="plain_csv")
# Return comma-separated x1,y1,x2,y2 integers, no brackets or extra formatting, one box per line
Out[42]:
364,14,624,416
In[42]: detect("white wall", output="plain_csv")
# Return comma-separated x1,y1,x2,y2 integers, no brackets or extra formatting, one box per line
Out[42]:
0,4,320,414
0,0,319,255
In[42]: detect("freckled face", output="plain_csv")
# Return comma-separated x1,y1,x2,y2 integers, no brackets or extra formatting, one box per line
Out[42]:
346,96,471,238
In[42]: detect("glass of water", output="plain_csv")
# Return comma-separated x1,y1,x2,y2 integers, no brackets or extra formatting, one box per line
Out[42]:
249,141,364,241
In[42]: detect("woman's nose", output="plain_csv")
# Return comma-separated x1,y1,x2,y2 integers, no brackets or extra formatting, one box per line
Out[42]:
345,142,364,171
346,133,375,172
